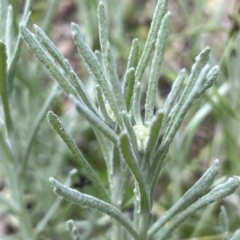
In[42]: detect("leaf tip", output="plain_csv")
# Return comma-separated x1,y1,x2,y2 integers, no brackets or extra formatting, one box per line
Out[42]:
49,177,55,186
33,24,39,31
213,159,219,166
71,22,77,29
47,110,54,119
98,1,105,8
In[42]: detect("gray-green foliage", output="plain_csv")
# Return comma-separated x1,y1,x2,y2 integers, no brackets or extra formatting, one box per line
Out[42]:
0,0,70,239
1,0,239,239
20,0,240,239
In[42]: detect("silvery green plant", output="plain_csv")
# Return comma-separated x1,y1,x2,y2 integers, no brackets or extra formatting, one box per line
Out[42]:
20,0,240,239
0,0,70,239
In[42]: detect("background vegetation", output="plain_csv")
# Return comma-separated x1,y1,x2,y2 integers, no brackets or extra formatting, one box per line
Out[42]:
0,0,240,239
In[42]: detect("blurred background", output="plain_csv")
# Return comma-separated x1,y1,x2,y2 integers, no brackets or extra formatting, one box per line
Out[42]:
1,0,240,239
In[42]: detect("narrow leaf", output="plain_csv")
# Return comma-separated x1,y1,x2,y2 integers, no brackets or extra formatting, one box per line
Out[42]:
190,65,219,104
47,111,110,202
150,47,211,195
49,177,139,240
144,12,171,123
123,39,139,111
0,41,11,131
97,2,108,65
21,0,34,24
66,220,83,240
98,3,126,113
121,111,139,156
123,68,135,111
135,0,168,83
93,129,112,186
145,110,164,156
65,59,99,115
71,23,122,126
148,159,219,237
106,45,126,112
94,50,105,73
163,68,185,124
133,82,142,125
119,132,150,212
219,206,230,240
126,38,140,71
163,47,211,144
34,24,70,73
96,85,115,127
157,176,240,240
6,5,13,66
34,24,98,114
8,12,31,91
20,25,76,94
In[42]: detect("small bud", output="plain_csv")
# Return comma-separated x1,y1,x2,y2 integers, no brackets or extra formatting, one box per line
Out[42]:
133,124,150,151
